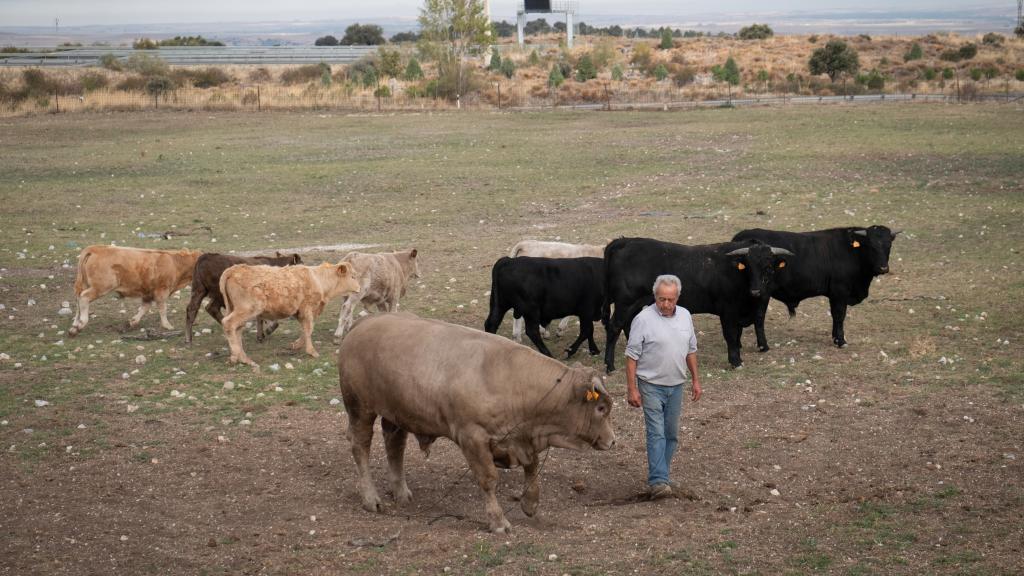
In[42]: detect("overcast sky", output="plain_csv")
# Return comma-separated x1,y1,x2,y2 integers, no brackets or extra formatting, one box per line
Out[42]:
0,0,1006,26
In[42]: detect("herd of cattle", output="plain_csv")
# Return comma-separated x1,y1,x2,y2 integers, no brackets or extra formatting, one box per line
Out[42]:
60,224,898,532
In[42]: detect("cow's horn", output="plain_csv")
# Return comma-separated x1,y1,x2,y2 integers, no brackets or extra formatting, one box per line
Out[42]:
726,247,750,256
891,229,903,236
853,229,868,237
770,247,794,256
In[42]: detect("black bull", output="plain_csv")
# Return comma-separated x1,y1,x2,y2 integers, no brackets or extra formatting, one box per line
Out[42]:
732,225,900,348
603,238,793,372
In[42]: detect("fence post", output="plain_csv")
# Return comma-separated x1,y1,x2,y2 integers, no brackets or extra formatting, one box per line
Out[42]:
604,83,611,111
257,85,261,112
497,83,501,110
54,90,59,113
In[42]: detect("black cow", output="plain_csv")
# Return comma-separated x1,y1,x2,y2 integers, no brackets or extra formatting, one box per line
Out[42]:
731,225,900,348
185,251,303,344
484,256,604,358
603,238,793,372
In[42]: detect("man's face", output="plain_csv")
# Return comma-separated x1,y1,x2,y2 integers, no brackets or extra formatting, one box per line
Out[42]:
655,283,679,317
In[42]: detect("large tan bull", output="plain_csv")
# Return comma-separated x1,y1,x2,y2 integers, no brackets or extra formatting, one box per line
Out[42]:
338,313,615,533
68,245,202,336
220,262,360,367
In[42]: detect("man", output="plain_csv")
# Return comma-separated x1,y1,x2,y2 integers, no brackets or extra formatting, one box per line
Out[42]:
625,274,702,500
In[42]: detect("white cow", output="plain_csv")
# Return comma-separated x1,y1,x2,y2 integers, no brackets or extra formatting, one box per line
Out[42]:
507,240,606,343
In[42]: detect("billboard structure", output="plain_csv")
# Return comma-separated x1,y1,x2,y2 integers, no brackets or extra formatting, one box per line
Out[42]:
517,0,579,48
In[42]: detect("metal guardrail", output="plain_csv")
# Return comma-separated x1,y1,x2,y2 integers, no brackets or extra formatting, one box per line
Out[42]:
0,46,382,67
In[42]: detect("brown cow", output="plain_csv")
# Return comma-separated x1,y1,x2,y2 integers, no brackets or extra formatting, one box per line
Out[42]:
68,245,202,337
338,313,615,533
333,248,420,340
184,252,303,344
220,262,360,367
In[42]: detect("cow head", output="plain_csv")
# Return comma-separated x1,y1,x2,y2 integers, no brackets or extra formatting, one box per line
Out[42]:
406,248,421,279
274,251,304,265
850,226,899,275
326,262,361,298
726,242,794,299
551,366,615,451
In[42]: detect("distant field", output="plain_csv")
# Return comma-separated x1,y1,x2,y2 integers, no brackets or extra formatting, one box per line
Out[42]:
1,104,1022,575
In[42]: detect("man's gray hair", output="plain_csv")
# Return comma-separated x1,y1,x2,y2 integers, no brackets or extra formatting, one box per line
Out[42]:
652,274,682,296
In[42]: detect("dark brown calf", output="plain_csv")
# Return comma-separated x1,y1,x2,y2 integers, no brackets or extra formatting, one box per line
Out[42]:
185,252,302,343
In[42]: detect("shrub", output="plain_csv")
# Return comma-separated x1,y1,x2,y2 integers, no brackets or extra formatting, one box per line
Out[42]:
488,47,502,71
808,35,819,43
373,85,391,98
315,35,338,46
865,69,885,90
99,53,122,71
349,58,379,87
923,67,937,81
653,63,668,81
1,46,30,53
557,60,572,79
321,66,332,87
575,54,597,82
500,58,516,79
390,31,420,43
942,67,955,80
280,64,323,85
592,39,616,68
145,76,174,95
405,84,426,98
21,68,54,95
737,23,773,40
378,47,403,78
672,66,695,86
80,71,109,92
940,49,961,62
958,43,978,60
969,68,983,81
159,35,223,47
548,63,565,87
630,42,653,71
125,53,169,76
133,38,159,50
982,32,1003,46
528,49,540,67
858,34,872,42
611,64,624,81
190,67,232,88
1016,69,1024,82
248,67,272,82
404,57,423,81
904,42,923,62
116,75,148,91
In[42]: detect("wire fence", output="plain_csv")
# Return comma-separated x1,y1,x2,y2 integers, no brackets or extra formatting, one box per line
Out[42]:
2,82,1021,117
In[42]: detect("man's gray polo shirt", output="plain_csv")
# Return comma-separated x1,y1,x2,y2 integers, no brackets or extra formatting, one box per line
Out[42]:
625,304,698,386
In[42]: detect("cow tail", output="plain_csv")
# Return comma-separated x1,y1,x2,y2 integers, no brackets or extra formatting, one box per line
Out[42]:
73,248,93,297
219,270,234,318
509,241,524,258
600,240,622,326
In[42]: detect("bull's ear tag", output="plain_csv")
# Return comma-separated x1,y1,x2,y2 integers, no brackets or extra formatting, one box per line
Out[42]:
737,263,746,270
852,241,861,248
778,261,786,268
585,390,600,402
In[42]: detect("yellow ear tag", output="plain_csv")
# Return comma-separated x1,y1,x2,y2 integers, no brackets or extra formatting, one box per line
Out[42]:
586,390,600,402
737,263,746,270
778,261,786,268
852,241,861,248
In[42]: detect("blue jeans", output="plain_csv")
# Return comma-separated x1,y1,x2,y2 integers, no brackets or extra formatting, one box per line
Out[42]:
639,379,684,487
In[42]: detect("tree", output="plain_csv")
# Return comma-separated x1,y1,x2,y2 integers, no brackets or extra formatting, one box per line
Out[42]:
315,35,339,46
524,18,552,35
492,20,516,37
390,31,421,43
756,69,770,92
721,56,740,99
611,64,624,81
808,39,859,82
653,63,668,81
378,47,403,78
341,23,385,46
575,54,597,82
903,42,923,62
488,46,502,71
659,28,673,49
404,57,424,80
548,63,565,87
737,23,773,40
419,0,491,100
528,49,540,66
1017,24,1024,39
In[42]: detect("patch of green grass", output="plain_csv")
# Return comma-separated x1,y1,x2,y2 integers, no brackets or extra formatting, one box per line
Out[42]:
933,550,982,566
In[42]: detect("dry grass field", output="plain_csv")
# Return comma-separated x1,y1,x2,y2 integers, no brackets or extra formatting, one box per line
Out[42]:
0,103,1022,575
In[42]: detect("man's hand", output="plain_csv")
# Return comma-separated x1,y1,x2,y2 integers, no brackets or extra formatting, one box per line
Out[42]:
627,384,642,408
691,380,702,402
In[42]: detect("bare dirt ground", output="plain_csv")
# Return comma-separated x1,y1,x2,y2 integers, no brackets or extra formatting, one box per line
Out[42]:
1,106,1022,575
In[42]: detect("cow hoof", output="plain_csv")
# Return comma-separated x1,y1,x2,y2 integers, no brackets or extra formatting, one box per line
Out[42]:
489,518,512,534
362,495,383,513
758,345,770,353
67,326,79,337
394,486,413,505
589,348,601,356
521,498,539,518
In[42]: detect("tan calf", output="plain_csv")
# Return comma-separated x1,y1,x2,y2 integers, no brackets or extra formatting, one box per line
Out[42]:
68,245,202,336
333,248,420,340
220,262,360,367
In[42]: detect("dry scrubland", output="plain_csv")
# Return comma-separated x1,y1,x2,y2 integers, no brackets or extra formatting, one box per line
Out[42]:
1,104,1023,574
2,32,1024,115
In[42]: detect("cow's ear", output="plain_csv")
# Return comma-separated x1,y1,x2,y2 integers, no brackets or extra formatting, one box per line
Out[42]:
409,248,418,258
336,262,351,276
276,251,282,257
